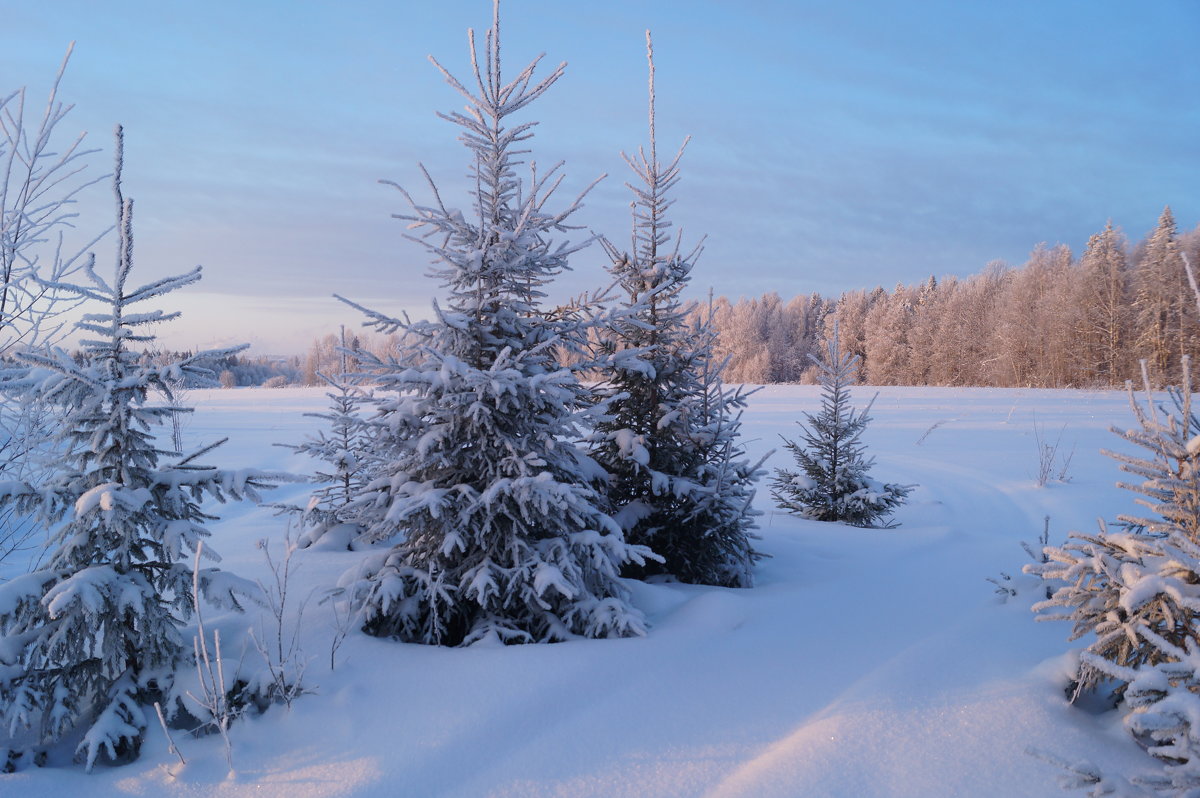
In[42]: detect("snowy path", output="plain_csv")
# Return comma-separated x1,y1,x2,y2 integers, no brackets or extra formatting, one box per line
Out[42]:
4,386,1160,797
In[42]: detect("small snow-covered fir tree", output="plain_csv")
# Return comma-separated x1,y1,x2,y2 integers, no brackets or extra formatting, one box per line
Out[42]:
283,334,375,549
1027,359,1200,795
337,5,654,646
771,323,911,527
588,32,762,587
0,128,280,770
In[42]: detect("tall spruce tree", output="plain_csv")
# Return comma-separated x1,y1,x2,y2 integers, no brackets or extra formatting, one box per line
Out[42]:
771,324,911,527
0,127,280,769
588,32,762,587
337,5,653,646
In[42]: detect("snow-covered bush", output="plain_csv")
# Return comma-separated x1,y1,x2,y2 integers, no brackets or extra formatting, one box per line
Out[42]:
587,33,762,588
0,128,283,770
336,7,655,646
987,516,1054,602
770,323,911,527
247,533,311,710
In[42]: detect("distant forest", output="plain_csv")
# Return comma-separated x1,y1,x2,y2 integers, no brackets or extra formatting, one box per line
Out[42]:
268,209,1200,391
707,208,1200,388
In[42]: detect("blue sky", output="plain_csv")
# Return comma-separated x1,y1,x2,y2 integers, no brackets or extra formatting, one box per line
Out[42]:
3,0,1197,353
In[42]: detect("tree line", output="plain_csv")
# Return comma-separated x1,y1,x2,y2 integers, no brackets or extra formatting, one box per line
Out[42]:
709,209,1200,388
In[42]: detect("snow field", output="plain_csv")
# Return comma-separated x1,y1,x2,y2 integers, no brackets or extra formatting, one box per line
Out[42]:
3,385,1159,797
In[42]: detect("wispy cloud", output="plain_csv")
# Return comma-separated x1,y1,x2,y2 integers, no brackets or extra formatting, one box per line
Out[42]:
4,0,1196,350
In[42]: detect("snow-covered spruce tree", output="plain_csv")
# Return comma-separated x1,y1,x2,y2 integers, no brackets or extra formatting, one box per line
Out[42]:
336,6,654,646
771,323,911,526
679,296,767,580
1027,362,1200,793
280,333,375,549
1028,357,1200,695
588,32,762,587
0,127,280,770
1026,390,1200,698
290,375,373,549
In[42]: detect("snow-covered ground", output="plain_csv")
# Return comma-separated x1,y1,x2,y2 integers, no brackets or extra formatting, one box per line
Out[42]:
3,385,1162,797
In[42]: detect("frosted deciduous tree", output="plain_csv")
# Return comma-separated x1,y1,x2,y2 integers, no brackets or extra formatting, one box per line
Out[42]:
863,284,913,386
824,288,879,381
1078,221,1132,386
301,328,366,387
992,244,1073,387
771,324,911,527
0,128,280,769
785,293,829,383
0,45,108,566
589,32,761,587
338,5,653,646
931,264,1007,387
0,44,104,352
1032,244,1080,386
708,294,773,383
1134,207,1192,386
902,276,940,386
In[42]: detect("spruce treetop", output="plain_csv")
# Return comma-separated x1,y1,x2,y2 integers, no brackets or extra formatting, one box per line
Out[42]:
337,3,653,646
